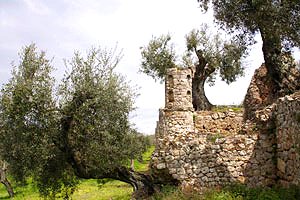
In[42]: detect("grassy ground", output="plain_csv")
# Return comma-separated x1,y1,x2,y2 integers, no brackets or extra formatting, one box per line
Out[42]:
151,184,300,200
0,146,155,200
73,180,132,200
133,146,155,172
0,182,40,200
0,179,132,200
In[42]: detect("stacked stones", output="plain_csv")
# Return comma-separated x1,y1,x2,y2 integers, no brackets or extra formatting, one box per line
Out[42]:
152,67,300,191
154,68,194,145
243,64,274,120
165,68,193,111
275,92,300,186
194,110,243,135
152,111,259,189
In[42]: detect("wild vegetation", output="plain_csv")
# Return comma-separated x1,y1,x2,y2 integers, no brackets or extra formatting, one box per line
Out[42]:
151,184,300,200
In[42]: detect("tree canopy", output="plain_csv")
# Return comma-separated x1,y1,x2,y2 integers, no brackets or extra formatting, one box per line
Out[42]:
140,24,247,110
0,44,151,198
198,0,300,47
140,34,176,82
197,0,300,96
0,44,58,182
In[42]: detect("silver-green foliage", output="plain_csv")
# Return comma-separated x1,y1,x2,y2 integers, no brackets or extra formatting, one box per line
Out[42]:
0,44,58,182
140,34,177,82
185,24,246,85
140,24,247,85
197,0,300,94
0,45,146,198
198,0,300,49
59,47,137,173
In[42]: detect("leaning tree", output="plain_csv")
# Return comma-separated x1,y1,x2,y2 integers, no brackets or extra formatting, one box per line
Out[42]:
0,44,156,199
197,0,300,97
140,25,247,110
57,47,155,197
0,159,14,197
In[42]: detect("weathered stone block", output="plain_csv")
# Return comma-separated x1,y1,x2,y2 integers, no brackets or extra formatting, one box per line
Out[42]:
157,163,166,170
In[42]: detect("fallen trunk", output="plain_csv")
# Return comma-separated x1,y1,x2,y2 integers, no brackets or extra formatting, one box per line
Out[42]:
60,114,172,199
104,167,158,198
69,163,165,199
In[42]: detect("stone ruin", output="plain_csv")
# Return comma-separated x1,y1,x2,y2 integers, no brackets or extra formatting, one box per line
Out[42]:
151,67,300,191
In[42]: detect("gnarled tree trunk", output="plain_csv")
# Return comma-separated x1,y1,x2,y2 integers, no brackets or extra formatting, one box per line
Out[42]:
192,49,214,111
0,162,14,198
192,77,212,111
68,159,162,199
260,27,283,98
260,26,300,100
102,167,158,199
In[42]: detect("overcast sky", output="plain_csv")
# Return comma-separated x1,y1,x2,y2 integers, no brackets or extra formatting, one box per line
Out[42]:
0,0,266,134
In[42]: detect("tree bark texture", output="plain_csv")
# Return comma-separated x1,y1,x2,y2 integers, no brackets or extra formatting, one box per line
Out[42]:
260,26,300,99
0,164,14,198
192,77,212,111
260,27,283,97
192,49,214,111
68,159,163,198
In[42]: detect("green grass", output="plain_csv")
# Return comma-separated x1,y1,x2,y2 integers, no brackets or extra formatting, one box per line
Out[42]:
0,179,132,200
2,146,300,200
151,184,300,200
0,145,155,199
1,173,300,200
133,146,155,171
73,179,132,200
0,180,40,200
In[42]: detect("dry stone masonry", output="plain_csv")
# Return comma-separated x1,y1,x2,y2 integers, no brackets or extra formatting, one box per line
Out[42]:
151,67,300,191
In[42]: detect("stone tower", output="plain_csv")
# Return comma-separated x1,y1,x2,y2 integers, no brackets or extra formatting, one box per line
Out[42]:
165,68,193,111
156,67,194,139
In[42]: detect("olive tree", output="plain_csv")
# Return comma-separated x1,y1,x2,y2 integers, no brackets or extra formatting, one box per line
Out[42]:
0,44,155,199
57,47,153,194
140,25,247,110
0,44,58,180
0,111,14,198
0,44,69,198
197,0,300,97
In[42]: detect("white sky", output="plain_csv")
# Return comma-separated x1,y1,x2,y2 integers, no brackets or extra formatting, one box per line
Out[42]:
0,0,266,134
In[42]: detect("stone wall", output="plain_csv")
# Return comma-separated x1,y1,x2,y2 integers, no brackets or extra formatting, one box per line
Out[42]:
244,54,300,121
275,92,300,186
151,67,300,190
194,110,243,135
152,110,275,189
243,64,274,120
